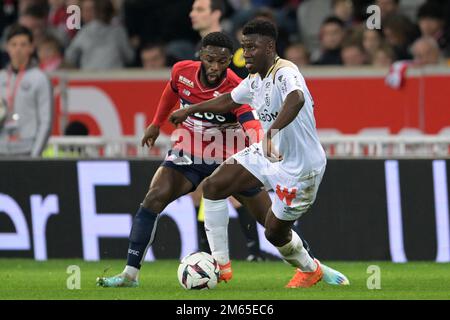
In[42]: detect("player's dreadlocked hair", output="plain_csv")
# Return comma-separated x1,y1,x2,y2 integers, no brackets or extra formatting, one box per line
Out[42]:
201,32,234,52
242,19,278,41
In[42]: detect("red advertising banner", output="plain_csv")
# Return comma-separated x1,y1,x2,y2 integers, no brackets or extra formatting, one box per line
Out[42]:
51,68,450,137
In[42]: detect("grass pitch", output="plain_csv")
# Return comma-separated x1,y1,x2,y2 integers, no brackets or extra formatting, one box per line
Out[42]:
0,259,449,300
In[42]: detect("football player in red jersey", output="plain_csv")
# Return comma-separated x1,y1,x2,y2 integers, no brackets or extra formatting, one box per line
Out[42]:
97,32,269,287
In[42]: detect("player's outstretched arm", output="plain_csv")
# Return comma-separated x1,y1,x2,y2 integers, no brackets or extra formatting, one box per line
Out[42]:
169,93,240,125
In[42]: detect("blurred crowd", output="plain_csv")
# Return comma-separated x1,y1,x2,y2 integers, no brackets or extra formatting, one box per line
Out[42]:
1,0,450,72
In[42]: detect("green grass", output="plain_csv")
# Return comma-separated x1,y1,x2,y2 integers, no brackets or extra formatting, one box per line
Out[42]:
0,259,449,300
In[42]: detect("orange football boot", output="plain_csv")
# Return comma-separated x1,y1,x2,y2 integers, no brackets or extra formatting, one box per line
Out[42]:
219,261,233,283
285,259,323,288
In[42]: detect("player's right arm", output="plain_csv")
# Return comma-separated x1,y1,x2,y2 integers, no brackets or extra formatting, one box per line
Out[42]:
142,63,184,147
169,75,252,125
141,82,179,147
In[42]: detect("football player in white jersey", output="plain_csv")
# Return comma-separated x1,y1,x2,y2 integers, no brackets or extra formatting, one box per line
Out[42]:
170,19,349,288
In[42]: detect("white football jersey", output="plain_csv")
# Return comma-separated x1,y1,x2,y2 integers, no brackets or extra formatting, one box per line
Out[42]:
231,58,326,176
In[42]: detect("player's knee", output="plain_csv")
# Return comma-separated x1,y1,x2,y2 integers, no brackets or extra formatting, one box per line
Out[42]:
264,227,279,246
202,177,224,200
142,187,170,213
264,227,288,247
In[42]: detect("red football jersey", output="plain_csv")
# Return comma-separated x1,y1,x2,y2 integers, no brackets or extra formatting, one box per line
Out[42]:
169,60,258,161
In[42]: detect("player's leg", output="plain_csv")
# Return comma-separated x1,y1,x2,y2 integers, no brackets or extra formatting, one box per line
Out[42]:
230,188,349,286
97,166,194,287
202,159,264,200
234,191,317,261
233,191,270,227
190,187,210,253
232,192,270,261
202,159,263,281
230,197,265,262
266,165,349,287
264,208,322,288
127,166,194,269
292,221,315,259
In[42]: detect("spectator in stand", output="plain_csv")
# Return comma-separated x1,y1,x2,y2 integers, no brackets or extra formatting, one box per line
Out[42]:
140,43,167,70
16,0,49,14
38,35,66,71
65,0,134,70
16,3,70,48
332,0,355,27
382,14,418,60
80,0,95,25
190,0,223,38
189,0,246,77
122,0,198,54
411,36,442,66
363,29,383,62
48,0,67,27
230,0,300,38
341,40,366,66
376,0,401,20
0,25,53,157
1,1,19,36
314,16,346,65
284,42,310,67
417,1,449,56
66,0,80,6
371,44,396,67
48,0,77,40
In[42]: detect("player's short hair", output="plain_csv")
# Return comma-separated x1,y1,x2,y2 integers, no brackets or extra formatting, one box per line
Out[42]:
210,0,226,16
21,4,48,19
417,2,444,21
141,42,166,53
6,24,33,43
242,19,278,41
321,16,345,29
40,35,63,55
377,0,400,4
95,0,115,24
201,32,234,53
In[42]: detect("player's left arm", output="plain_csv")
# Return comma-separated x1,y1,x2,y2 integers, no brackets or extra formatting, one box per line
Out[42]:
263,68,305,161
267,89,304,137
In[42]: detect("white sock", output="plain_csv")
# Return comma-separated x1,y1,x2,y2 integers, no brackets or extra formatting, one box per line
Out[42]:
203,197,230,265
276,231,317,272
123,265,139,280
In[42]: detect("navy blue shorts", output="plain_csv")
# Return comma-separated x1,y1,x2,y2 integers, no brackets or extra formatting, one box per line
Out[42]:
161,150,261,197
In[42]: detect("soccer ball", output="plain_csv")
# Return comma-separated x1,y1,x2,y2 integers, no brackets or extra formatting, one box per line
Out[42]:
177,252,220,290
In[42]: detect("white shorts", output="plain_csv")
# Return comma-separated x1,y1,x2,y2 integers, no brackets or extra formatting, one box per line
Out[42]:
232,142,325,221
